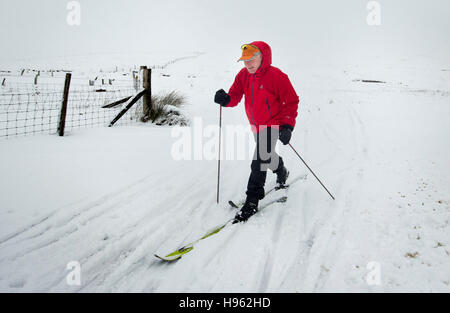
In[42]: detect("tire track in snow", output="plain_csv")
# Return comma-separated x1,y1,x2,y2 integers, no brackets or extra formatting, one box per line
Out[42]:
306,102,369,291
0,161,202,264
0,164,215,291
74,180,215,290
274,99,370,291
0,172,156,248
0,213,56,246
73,174,221,291
278,187,317,291
0,173,161,262
258,201,286,292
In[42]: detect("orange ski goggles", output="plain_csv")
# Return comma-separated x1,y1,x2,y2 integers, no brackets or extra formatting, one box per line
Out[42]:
238,44,261,62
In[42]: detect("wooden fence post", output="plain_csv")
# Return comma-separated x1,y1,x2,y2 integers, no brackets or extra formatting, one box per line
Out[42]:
132,70,138,92
142,67,152,117
58,73,72,136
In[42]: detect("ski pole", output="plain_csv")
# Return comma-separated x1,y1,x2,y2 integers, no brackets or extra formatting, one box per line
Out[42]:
216,106,223,203
288,143,335,200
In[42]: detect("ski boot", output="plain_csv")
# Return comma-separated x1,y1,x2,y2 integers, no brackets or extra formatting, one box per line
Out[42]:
234,199,259,223
274,166,289,190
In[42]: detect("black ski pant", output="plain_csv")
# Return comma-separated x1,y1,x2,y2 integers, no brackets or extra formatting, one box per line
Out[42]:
246,127,284,202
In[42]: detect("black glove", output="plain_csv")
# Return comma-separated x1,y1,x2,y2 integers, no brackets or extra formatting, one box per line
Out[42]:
214,89,230,107
279,125,293,145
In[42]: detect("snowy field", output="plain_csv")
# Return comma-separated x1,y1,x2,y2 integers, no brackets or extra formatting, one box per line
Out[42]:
0,0,449,293
0,49,448,292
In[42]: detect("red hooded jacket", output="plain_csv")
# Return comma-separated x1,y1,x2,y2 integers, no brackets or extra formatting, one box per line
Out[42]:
225,41,299,133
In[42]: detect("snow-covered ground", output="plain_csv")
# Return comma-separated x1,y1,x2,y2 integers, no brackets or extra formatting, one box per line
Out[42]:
0,48,448,292
1,0,450,292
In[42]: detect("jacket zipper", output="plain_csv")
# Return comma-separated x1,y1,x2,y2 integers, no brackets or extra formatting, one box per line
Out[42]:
265,99,273,118
250,74,256,127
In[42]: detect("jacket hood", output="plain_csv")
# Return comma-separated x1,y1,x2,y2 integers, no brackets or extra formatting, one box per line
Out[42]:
250,41,272,73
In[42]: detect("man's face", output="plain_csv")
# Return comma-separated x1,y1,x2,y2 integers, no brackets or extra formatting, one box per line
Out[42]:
244,54,262,74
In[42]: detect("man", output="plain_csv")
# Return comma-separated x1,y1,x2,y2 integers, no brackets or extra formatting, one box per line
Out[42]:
214,41,299,222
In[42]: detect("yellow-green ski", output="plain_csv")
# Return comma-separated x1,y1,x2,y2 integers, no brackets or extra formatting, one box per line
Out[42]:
154,221,232,261
154,196,288,262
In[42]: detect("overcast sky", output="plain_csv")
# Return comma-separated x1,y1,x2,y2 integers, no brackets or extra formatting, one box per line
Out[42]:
0,0,449,64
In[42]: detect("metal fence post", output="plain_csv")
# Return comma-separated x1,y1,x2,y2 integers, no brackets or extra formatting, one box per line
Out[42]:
58,73,72,136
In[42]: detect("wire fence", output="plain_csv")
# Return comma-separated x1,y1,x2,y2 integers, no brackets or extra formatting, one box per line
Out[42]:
0,53,204,139
0,81,142,139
